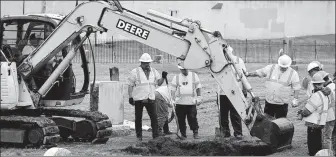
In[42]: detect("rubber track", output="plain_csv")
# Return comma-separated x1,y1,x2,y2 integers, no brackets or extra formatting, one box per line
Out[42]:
41,108,112,143
0,116,61,146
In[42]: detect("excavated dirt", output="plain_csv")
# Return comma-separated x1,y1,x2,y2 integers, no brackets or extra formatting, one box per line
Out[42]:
123,136,273,156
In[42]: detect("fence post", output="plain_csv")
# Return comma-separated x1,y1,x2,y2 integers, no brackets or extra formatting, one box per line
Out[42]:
314,40,317,60
245,39,247,62
268,40,271,63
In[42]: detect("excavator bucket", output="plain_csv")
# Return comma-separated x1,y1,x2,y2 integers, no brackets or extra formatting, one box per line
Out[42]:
248,97,294,153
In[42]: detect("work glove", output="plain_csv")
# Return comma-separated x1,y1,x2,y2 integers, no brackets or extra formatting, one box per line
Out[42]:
129,97,134,106
321,87,331,96
291,98,299,108
297,109,303,120
162,71,168,79
196,96,202,106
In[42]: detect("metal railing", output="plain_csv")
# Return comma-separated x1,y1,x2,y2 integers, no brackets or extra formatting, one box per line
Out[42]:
71,38,335,64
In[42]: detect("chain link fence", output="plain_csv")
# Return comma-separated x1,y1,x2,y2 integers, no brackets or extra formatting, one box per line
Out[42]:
74,38,335,64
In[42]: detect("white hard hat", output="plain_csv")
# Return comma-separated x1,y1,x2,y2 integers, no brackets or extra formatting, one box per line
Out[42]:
277,54,292,68
315,149,333,156
44,147,71,156
177,65,185,69
311,72,325,84
139,53,153,62
307,62,320,72
312,61,324,70
316,71,329,79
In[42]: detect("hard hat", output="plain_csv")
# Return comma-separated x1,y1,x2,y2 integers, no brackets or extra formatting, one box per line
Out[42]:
177,65,185,69
139,53,153,62
307,62,320,72
316,71,329,79
44,147,71,156
311,61,324,70
277,54,292,68
315,149,333,156
311,72,325,84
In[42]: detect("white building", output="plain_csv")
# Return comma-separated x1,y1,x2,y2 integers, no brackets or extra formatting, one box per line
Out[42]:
1,1,335,40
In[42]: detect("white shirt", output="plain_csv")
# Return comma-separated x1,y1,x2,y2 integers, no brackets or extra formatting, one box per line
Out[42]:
171,72,202,105
156,85,172,104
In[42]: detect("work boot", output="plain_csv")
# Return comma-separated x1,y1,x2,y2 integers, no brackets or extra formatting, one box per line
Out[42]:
193,130,200,139
164,131,173,135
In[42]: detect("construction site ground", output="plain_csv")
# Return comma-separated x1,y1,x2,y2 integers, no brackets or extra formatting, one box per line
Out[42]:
1,62,335,156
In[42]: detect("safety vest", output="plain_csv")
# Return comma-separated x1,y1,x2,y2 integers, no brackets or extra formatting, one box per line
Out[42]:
175,72,197,105
264,64,296,104
132,67,158,101
303,91,329,126
326,82,335,122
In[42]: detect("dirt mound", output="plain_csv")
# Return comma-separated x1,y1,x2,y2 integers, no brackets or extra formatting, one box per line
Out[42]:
123,136,273,156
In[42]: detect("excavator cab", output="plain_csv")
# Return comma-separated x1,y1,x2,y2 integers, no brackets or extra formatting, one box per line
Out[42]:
0,14,90,108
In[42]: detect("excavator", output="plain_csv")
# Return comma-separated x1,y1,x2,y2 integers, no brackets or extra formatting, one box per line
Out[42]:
1,0,294,152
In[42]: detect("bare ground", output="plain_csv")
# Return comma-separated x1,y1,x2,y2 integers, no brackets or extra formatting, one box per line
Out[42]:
1,63,335,156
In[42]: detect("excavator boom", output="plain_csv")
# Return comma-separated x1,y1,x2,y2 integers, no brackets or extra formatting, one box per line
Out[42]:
13,0,293,151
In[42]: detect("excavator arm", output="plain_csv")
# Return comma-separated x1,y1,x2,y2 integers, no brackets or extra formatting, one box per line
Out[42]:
16,0,292,150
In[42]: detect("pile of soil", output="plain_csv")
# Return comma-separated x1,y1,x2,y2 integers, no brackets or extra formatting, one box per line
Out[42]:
123,136,273,156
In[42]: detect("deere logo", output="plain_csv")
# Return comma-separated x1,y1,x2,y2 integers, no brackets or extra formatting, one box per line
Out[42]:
116,19,150,40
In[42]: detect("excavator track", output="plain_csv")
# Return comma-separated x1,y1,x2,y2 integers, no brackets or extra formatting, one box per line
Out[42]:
41,108,112,144
0,116,60,148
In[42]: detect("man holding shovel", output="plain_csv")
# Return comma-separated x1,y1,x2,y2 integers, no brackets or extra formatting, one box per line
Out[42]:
171,65,203,139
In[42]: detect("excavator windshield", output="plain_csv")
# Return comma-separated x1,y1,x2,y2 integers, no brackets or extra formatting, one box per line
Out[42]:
0,19,55,61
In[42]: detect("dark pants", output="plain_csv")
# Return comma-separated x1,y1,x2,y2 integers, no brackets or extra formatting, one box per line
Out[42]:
163,120,170,133
175,105,199,135
307,127,322,156
219,95,242,137
264,101,288,119
135,100,159,139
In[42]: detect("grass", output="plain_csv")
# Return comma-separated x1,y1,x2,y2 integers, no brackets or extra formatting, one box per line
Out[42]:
1,62,335,156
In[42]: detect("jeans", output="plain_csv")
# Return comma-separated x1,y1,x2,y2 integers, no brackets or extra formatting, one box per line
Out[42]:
307,126,322,156
175,105,199,135
264,101,288,119
219,95,242,137
322,120,335,150
135,100,159,139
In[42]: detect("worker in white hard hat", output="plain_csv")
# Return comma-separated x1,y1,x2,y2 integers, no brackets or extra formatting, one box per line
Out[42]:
127,53,167,142
297,72,330,156
171,65,202,139
318,71,335,154
302,61,324,97
217,46,247,137
246,54,300,119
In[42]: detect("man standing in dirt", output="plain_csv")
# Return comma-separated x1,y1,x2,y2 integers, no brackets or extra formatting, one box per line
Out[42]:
297,72,331,156
217,46,247,137
246,54,300,119
171,65,202,139
127,53,167,142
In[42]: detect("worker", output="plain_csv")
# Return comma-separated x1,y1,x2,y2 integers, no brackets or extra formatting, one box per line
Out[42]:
127,53,167,142
154,85,173,136
319,71,335,152
302,61,324,97
171,65,202,139
217,46,247,137
297,72,330,156
246,54,300,118
22,33,41,56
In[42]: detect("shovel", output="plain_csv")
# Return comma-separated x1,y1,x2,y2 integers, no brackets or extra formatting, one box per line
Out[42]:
165,78,183,140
